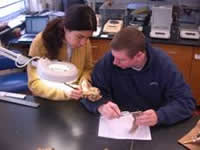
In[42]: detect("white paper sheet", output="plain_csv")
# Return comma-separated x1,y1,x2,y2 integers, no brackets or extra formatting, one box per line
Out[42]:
98,113,152,140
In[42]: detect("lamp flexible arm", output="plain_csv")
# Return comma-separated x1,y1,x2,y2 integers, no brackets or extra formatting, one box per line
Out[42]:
0,47,39,68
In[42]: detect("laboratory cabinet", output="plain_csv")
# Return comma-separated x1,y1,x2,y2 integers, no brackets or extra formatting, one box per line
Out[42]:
190,47,200,105
152,44,193,84
91,39,110,64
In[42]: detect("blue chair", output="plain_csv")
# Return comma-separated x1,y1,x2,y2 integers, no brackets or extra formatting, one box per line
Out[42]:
0,50,28,92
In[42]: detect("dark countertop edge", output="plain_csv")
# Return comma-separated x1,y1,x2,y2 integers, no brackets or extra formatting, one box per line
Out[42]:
150,39,200,47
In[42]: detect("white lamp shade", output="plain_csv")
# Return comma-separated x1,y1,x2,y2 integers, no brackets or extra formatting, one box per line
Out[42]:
37,58,78,83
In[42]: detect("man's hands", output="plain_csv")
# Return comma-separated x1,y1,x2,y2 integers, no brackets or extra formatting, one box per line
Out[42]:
98,101,121,119
135,109,158,126
98,102,158,126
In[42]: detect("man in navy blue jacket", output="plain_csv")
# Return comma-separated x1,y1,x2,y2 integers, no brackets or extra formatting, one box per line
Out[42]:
81,26,196,126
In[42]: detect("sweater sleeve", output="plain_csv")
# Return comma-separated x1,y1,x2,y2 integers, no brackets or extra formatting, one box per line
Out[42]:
27,34,70,101
81,53,112,113
156,60,196,125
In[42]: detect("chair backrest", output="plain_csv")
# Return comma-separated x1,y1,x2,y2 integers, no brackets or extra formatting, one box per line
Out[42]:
0,49,21,70
0,55,16,70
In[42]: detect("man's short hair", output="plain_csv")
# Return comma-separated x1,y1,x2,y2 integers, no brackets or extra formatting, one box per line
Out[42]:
110,26,145,58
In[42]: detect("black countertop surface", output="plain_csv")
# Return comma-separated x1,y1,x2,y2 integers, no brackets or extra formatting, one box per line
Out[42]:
0,96,199,150
0,98,132,150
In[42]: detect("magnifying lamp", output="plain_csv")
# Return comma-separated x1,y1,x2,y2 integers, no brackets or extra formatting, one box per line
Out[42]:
0,47,78,83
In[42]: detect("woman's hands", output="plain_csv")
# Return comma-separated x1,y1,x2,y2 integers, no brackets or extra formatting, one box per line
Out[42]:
65,84,83,100
68,88,83,100
64,79,102,101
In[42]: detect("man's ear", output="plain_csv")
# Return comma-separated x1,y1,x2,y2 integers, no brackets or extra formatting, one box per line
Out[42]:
136,51,144,58
133,51,145,62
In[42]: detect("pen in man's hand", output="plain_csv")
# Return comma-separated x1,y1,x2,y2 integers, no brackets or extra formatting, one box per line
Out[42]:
110,106,121,118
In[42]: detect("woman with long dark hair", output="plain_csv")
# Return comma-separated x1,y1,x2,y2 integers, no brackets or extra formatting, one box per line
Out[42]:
27,4,99,101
